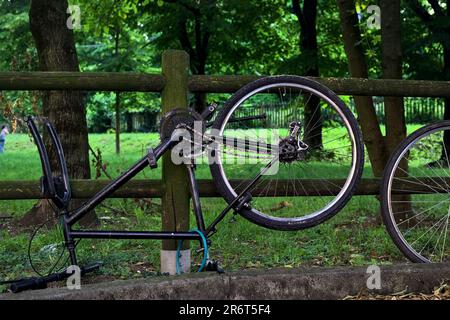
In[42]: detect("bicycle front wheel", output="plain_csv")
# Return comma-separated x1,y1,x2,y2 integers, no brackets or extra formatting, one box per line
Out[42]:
209,76,364,230
381,121,450,263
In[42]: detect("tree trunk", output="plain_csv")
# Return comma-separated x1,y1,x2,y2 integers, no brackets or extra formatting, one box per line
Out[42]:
25,0,98,227
381,0,406,154
380,0,410,221
441,49,450,162
301,0,321,150
337,0,388,177
192,63,207,113
440,2,450,161
292,0,322,149
125,112,133,132
177,7,209,113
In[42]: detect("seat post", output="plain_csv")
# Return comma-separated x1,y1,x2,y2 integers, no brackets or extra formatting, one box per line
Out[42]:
186,164,206,233
61,212,78,266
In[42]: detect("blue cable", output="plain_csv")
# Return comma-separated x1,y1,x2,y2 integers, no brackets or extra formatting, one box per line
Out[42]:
176,229,209,275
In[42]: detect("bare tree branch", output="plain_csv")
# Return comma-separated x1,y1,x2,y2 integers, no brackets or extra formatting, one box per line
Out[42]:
292,0,306,29
178,16,196,60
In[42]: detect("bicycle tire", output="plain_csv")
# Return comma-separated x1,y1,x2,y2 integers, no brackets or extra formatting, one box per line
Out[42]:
380,120,450,263
209,75,364,230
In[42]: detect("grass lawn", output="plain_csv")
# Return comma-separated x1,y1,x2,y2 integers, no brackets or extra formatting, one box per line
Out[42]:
0,125,426,290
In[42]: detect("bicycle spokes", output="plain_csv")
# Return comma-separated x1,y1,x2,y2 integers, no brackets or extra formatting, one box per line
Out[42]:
382,123,450,263
209,76,363,230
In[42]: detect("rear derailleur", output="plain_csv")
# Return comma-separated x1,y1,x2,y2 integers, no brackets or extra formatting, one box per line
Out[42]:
279,121,309,163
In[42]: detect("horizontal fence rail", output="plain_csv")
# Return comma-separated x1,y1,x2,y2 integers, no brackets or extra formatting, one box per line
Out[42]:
1,72,450,97
0,178,447,200
0,72,165,92
190,76,450,97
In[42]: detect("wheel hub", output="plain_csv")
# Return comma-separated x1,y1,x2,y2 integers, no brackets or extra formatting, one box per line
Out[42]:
279,121,308,163
279,138,299,163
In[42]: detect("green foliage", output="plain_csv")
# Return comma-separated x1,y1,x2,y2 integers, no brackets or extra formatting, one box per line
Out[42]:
401,1,447,80
86,92,114,132
68,0,162,130
0,1,40,125
0,1,449,130
0,0,37,72
142,0,299,75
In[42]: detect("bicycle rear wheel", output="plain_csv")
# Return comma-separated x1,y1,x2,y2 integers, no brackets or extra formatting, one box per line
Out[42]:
381,121,450,263
209,76,364,230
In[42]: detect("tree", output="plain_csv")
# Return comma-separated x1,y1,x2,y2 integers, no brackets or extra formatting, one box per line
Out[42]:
145,0,216,112
26,0,97,226
407,0,450,163
77,0,144,153
381,0,406,154
338,1,407,164
291,0,322,150
143,0,293,112
380,0,410,219
337,0,387,177
338,0,410,218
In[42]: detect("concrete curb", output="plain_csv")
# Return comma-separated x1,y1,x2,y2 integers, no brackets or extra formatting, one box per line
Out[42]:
1,263,449,300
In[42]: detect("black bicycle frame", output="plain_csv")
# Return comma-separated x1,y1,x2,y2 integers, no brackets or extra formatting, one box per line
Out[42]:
26,115,271,267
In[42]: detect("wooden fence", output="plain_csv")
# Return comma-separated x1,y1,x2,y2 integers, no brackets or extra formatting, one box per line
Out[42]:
1,50,450,201
229,98,449,128
367,97,445,124
1,50,450,251
109,97,446,133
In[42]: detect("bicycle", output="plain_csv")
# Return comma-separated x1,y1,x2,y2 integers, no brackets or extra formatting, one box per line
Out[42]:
4,75,364,292
381,121,450,263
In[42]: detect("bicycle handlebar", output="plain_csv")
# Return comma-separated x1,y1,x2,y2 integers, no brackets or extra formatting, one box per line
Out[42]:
10,263,101,293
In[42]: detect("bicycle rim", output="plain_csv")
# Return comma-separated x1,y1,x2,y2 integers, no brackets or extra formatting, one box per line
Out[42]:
210,76,363,230
383,122,450,263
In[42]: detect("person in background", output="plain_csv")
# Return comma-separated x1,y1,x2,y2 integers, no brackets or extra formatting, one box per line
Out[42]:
0,125,9,153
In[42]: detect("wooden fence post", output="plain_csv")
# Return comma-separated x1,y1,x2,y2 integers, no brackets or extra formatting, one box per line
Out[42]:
160,50,191,274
